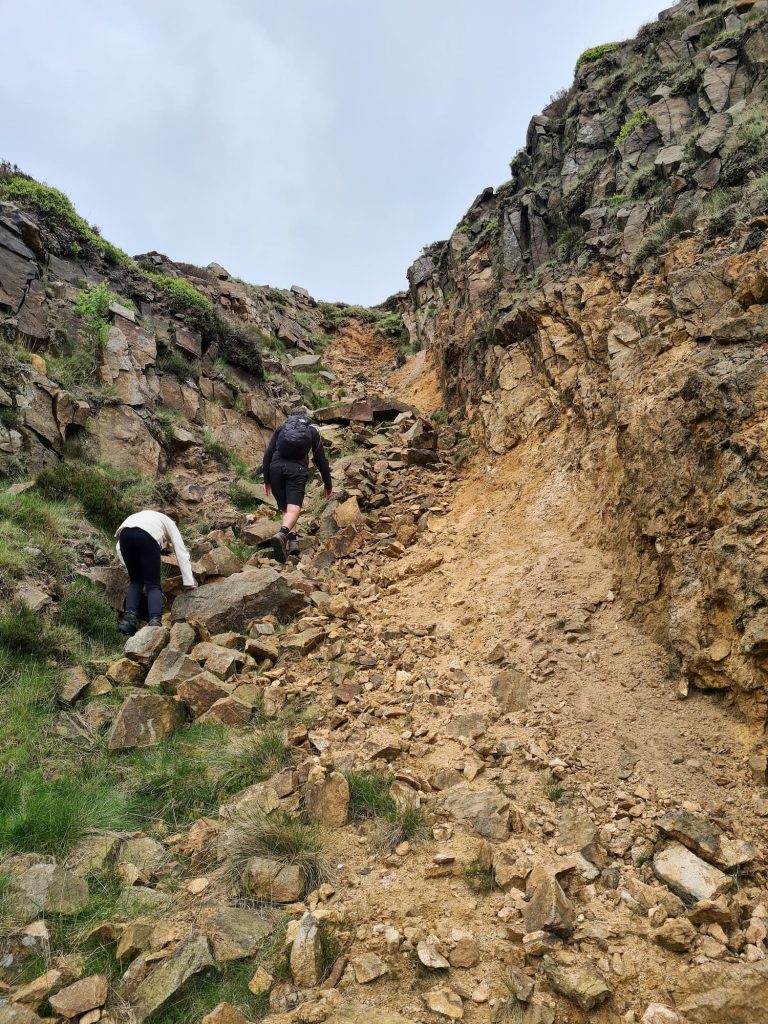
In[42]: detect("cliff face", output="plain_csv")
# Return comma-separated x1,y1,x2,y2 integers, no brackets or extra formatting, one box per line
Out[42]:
402,0,768,720
0,177,396,519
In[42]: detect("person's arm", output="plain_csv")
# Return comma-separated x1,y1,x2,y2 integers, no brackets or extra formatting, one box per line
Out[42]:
116,541,126,569
311,428,333,494
164,517,196,588
262,428,280,493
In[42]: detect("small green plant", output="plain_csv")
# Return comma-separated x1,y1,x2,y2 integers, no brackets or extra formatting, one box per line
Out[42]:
147,273,216,335
545,778,565,803
721,104,768,187
616,110,655,147
464,857,497,893
554,224,585,261
226,810,330,895
200,429,249,476
36,461,134,533
47,282,114,390
229,478,262,512
0,406,19,430
220,727,293,790
0,771,131,856
632,204,697,268
59,578,121,650
345,770,426,850
156,348,201,381
576,42,619,71
0,603,76,661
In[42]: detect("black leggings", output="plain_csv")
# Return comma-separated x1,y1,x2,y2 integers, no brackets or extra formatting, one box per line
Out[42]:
119,527,163,619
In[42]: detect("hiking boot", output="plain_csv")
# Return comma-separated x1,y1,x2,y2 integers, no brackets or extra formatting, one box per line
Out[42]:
148,616,163,627
287,533,300,556
118,610,140,636
270,530,288,564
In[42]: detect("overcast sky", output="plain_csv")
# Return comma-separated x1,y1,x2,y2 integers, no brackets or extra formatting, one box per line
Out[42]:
3,1,667,304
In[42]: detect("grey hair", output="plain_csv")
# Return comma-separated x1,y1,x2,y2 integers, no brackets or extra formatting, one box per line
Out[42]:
287,405,310,418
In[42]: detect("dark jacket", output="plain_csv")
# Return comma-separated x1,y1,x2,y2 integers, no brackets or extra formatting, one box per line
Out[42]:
262,421,332,490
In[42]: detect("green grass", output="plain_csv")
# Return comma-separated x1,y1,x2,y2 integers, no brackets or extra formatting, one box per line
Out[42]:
576,42,619,71
632,204,697,268
229,478,263,512
0,771,132,857
544,779,565,803
0,176,131,266
464,857,497,893
124,723,231,829
220,728,292,791
0,602,78,661
59,578,121,649
0,653,57,771
721,103,768,187
200,429,249,476
147,273,216,336
345,770,427,850
35,460,140,533
156,348,201,381
143,954,273,1024
616,109,655,147
226,810,329,895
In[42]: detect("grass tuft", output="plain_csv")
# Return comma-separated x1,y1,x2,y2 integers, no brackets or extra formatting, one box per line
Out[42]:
220,727,293,791
464,857,497,893
59,578,121,649
345,770,427,850
226,810,329,894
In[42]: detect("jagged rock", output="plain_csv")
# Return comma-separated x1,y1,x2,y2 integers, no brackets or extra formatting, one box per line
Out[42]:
12,969,69,1008
315,397,414,424
124,626,170,666
290,913,323,988
351,952,388,983
144,648,201,691
444,713,486,740
118,886,173,916
670,960,768,1023
687,897,732,927
201,1003,250,1024
107,692,185,750
542,958,611,1011
436,787,510,840
653,917,696,951
200,906,272,962
248,966,273,995
118,837,166,871
417,940,450,970
505,965,535,1002
176,673,233,718
281,627,325,655
0,1006,45,1024
491,668,528,711
241,856,305,902
657,809,756,870
447,930,479,968
48,975,108,1018
245,636,279,661
128,933,215,1022
199,695,251,725
169,621,197,653
195,545,243,580
641,1007,680,1024
305,772,349,827
523,870,576,937
424,988,463,1020
363,729,402,761
107,657,147,687
67,836,119,878
653,843,732,902
117,919,155,963
59,665,90,703
8,863,89,922
172,567,306,633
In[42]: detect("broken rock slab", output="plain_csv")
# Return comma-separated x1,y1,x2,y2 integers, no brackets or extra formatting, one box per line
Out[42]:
325,1006,420,1024
436,786,511,840
8,864,89,922
171,567,306,633
657,808,756,870
290,912,323,988
542,957,612,1011
524,870,576,937
653,842,732,902
107,692,185,751
670,959,768,1023
48,975,108,1019
199,905,272,963
127,934,215,1022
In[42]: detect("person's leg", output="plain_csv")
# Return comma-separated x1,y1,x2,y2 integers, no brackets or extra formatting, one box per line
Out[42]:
269,464,290,563
282,505,301,531
119,530,144,615
136,530,163,622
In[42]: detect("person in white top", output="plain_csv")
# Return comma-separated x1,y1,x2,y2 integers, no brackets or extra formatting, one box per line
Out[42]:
115,510,196,635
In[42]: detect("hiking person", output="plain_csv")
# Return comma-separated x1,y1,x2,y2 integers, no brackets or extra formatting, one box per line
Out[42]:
262,406,333,562
115,509,196,635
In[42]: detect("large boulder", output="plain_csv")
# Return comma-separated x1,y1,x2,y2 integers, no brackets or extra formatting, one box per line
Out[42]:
107,693,185,751
199,906,272,963
7,864,89,923
436,786,511,840
657,809,756,870
171,567,306,633
127,934,215,1022
653,843,731,902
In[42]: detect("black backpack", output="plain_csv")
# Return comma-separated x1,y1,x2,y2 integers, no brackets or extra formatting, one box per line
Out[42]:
277,415,313,460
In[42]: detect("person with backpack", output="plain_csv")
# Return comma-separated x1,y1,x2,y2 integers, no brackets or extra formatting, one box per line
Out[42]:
115,509,196,635
262,406,333,561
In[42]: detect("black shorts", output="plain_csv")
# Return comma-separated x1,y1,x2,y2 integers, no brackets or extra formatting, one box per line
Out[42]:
269,458,308,510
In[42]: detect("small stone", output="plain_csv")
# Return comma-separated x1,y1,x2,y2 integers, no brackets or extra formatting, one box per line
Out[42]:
522,931,562,956
107,658,146,687
124,626,170,667
290,913,323,988
241,856,305,903
351,952,389,983
641,1006,680,1024
248,966,273,996
305,771,349,827
201,1002,250,1024
417,939,450,970
187,877,210,895
524,870,575,937
653,917,697,952
60,666,90,703
425,987,464,1020
505,965,535,1002
49,975,108,1018
542,958,612,1011
447,930,479,968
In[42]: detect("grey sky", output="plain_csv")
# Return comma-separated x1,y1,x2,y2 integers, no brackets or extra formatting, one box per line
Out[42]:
3,1,666,305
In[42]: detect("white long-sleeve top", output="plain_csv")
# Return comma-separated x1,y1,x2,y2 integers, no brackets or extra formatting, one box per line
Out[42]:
115,510,196,588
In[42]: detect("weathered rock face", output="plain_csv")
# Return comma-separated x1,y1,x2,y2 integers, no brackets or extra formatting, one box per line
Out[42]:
107,692,186,750
402,3,768,721
670,959,768,1023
